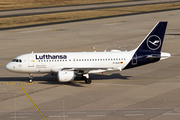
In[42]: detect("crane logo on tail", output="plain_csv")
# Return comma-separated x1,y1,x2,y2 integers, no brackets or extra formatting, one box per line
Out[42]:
147,35,161,50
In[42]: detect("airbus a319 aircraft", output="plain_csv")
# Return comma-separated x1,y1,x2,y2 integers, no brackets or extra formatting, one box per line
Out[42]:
6,22,171,84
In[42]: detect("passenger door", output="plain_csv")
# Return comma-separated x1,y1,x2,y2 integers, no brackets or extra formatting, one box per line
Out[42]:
28,55,34,67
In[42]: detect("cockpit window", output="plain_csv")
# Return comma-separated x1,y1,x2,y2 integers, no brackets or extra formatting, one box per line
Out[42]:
12,59,22,63
12,59,16,62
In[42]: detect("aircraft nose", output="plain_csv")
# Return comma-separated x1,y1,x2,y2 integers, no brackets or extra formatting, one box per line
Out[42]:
5,62,13,71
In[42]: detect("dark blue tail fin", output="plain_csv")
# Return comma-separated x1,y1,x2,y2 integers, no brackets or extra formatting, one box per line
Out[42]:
124,22,168,70
136,21,167,53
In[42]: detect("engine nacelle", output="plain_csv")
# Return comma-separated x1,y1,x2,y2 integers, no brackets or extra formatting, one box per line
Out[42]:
57,71,76,82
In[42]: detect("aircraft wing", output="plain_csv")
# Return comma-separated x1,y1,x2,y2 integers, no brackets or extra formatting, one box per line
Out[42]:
61,67,115,73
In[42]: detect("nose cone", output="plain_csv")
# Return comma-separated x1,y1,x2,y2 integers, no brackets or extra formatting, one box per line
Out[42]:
6,62,13,71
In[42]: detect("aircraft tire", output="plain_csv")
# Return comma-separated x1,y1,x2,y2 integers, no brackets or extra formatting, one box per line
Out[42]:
85,78,91,84
28,79,33,83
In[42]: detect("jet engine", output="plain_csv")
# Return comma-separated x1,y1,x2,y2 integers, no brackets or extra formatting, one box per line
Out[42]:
57,71,76,82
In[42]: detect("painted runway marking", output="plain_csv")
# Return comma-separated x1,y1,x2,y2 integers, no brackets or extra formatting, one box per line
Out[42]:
124,114,144,116
20,82,34,85
19,85,47,120
123,111,143,113
10,113,34,115
2,82,34,85
2,82,16,85
48,116,68,118
10,116,29,118
163,113,180,115
87,115,106,117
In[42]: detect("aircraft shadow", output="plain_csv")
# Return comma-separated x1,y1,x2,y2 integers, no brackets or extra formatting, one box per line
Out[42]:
0,75,84,87
0,73,131,87
89,73,131,80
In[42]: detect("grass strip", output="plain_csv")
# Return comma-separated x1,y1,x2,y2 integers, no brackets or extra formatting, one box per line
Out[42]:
1,2,180,29
0,0,132,10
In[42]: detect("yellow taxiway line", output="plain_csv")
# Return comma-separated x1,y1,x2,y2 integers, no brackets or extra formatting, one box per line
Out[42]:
1,82,34,85
19,85,47,120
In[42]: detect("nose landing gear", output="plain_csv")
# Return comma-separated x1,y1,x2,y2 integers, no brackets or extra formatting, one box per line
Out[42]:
28,74,33,83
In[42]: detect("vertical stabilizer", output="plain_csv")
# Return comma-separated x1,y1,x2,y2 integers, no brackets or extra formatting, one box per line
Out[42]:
124,22,168,70
135,22,167,53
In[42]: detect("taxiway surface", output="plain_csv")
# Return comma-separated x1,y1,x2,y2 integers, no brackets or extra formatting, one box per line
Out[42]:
0,8,180,120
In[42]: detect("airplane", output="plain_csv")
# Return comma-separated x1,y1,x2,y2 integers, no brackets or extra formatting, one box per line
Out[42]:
6,21,171,84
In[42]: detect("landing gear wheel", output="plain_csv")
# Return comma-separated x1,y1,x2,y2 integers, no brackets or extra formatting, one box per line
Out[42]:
85,78,91,84
28,78,33,83
28,74,33,83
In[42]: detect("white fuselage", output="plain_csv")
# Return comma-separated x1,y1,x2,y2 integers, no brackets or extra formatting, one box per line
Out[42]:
6,50,135,74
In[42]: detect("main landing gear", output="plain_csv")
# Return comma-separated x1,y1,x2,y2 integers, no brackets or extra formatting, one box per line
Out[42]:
81,74,91,84
85,78,91,84
28,74,33,83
